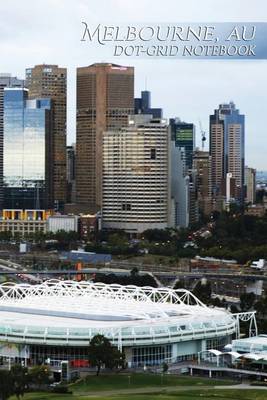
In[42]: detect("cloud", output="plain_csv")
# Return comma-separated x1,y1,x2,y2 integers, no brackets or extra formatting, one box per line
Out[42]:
0,0,266,168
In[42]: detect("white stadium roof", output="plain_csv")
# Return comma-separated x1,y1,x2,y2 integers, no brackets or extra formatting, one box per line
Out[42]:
0,280,237,347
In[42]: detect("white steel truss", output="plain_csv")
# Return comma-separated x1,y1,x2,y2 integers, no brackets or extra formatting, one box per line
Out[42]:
0,279,207,321
233,312,258,339
0,280,237,348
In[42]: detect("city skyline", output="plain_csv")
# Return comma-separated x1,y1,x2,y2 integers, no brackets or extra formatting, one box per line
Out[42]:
0,0,266,169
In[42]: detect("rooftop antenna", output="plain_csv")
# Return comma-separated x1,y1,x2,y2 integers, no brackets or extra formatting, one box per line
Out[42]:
199,120,206,151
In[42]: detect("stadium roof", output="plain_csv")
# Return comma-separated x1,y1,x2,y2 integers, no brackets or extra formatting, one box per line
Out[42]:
0,280,237,347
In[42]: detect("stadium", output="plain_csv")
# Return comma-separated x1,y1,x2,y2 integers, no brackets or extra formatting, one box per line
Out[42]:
0,279,237,368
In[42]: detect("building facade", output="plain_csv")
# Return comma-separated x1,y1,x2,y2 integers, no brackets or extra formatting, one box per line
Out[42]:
210,102,245,204
3,88,52,210
102,115,173,233
0,209,49,237
170,118,195,172
0,74,24,209
193,150,212,216
76,63,134,212
47,215,78,233
171,147,189,228
66,145,76,203
245,166,256,204
25,65,67,211
170,118,196,226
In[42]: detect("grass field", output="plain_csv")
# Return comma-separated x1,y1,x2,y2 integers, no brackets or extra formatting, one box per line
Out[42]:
9,374,267,400
10,389,267,400
70,373,234,392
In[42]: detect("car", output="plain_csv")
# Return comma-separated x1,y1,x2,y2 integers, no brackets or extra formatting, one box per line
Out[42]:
49,382,61,387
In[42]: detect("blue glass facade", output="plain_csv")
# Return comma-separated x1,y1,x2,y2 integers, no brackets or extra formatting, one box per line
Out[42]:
3,88,52,209
210,102,245,202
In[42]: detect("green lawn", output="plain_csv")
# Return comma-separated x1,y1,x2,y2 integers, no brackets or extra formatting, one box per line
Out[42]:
70,373,234,392
10,389,267,400
8,374,267,400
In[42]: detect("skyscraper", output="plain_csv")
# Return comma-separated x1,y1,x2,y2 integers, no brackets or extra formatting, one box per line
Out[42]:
172,147,190,228
66,144,76,203
193,150,212,216
0,74,24,209
76,63,134,212
170,118,196,172
102,115,183,233
3,88,52,209
210,102,245,203
170,118,197,225
25,64,67,211
134,90,163,118
245,166,256,204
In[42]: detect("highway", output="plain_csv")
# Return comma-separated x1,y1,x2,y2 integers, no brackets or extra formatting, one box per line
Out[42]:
0,266,266,282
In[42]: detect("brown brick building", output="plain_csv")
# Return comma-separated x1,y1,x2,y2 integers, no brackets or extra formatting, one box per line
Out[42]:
76,63,134,212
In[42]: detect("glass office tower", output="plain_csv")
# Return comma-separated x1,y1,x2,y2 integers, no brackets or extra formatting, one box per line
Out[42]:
0,74,24,209
3,88,52,209
210,102,245,203
170,118,195,172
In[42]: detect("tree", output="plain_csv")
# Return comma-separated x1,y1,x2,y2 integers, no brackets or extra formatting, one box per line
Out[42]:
0,370,14,400
10,364,29,400
162,362,169,373
88,334,125,375
193,280,212,304
240,292,256,311
28,365,50,388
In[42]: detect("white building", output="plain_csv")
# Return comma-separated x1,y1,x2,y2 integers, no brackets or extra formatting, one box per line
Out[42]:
47,215,78,233
102,115,182,233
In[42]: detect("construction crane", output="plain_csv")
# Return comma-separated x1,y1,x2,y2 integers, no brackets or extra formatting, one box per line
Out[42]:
199,120,207,150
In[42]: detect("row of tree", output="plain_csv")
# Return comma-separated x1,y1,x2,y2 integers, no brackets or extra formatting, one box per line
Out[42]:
92,268,158,287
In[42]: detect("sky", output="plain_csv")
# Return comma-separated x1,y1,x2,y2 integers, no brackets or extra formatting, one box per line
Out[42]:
0,0,266,169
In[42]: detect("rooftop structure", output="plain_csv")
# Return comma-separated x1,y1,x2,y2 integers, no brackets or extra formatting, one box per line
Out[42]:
0,280,236,351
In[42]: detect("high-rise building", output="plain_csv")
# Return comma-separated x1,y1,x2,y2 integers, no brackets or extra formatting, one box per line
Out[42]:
102,115,181,233
225,172,236,208
188,173,199,226
134,90,163,118
66,144,76,203
25,64,67,211
0,74,24,209
3,88,52,209
210,102,245,203
245,166,256,204
76,63,134,212
170,118,196,172
170,118,197,225
172,147,190,228
193,150,212,216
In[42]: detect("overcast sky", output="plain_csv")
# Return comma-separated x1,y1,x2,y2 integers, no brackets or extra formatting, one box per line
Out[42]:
0,0,266,169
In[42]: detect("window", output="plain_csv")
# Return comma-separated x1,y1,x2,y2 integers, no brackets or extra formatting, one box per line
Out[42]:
122,203,131,211
150,148,156,160
132,345,172,367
